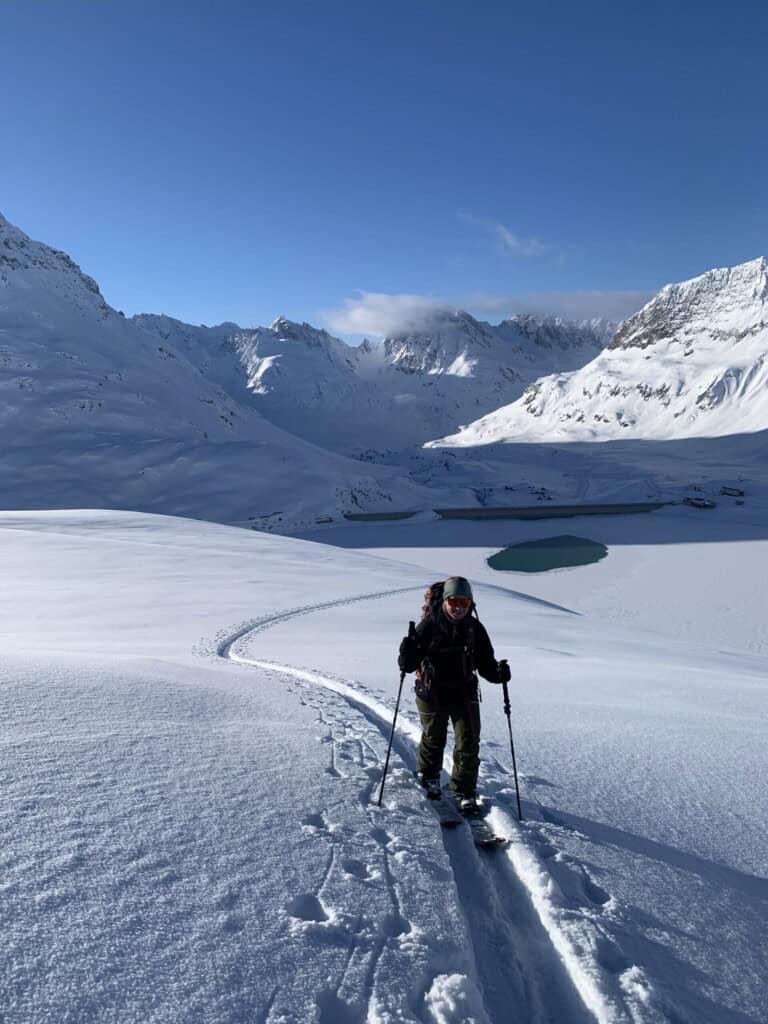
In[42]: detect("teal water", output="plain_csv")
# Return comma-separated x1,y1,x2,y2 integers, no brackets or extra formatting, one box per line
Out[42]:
487,534,607,573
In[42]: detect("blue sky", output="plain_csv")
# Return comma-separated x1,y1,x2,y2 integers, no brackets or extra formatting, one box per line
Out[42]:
2,0,766,337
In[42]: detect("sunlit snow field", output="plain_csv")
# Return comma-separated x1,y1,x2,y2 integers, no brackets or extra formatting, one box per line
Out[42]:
1,509,766,1024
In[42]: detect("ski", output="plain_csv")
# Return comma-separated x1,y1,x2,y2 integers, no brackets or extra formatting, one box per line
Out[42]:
456,798,508,849
425,789,463,829
421,785,507,847
462,813,507,850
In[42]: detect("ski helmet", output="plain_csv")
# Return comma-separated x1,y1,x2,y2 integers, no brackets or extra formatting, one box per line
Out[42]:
442,577,473,602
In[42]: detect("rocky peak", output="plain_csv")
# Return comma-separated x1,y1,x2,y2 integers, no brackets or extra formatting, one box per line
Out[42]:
268,316,334,345
383,310,499,374
610,257,768,351
497,314,615,350
0,212,105,304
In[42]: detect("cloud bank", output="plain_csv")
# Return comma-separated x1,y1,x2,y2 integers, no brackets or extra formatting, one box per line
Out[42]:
321,292,450,336
321,289,652,338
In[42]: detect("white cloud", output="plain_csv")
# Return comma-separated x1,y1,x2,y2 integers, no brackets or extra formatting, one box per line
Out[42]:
321,288,651,338
458,211,550,257
321,292,452,337
494,224,548,257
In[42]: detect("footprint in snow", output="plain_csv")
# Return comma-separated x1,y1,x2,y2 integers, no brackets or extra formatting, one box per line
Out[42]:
340,857,380,882
382,911,410,937
594,936,632,974
218,912,245,934
369,826,391,847
549,854,611,907
286,893,328,923
536,841,557,860
301,812,331,832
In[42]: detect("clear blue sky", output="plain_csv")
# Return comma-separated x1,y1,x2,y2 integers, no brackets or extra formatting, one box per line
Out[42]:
3,0,767,336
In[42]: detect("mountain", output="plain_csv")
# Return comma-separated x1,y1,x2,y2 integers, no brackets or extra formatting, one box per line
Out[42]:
432,258,768,446
351,310,611,446
136,309,611,454
0,212,260,445
0,214,430,524
11,209,766,522
134,314,417,452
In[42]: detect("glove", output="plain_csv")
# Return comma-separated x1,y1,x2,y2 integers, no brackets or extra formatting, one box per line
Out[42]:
398,634,417,672
496,660,511,684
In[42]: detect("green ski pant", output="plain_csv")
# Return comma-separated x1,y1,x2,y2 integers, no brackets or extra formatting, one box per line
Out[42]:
416,692,481,796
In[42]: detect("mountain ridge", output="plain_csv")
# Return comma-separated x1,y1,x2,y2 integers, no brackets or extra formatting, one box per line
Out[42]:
432,256,768,446
4,210,768,523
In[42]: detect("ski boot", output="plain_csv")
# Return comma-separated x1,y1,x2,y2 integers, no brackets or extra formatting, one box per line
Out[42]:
417,773,442,800
456,793,481,817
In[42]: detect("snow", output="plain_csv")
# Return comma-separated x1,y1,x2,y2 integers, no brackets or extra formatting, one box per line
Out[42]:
2,509,767,1023
433,258,768,446
133,308,608,455
0,211,612,526
2,209,768,1022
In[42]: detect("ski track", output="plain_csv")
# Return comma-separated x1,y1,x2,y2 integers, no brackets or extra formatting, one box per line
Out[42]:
213,588,661,1024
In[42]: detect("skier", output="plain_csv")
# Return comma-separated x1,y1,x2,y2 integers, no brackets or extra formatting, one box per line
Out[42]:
397,576,511,814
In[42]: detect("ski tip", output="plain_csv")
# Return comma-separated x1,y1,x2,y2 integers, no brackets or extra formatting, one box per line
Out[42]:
475,836,508,849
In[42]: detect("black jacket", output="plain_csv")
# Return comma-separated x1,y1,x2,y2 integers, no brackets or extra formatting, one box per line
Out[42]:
401,611,501,697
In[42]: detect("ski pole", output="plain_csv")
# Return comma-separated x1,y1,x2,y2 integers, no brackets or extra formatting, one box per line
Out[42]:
500,665,523,821
377,621,415,807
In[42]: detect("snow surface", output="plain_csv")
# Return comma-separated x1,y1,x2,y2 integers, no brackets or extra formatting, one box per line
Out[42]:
2,210,768,1022
2,510,766,1023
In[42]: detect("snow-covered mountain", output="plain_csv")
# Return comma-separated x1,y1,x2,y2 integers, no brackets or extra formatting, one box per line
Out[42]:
352,311,611,447
0,214,431,523
8,209,768,520
134,313,422,452
377,310,613,376
135,309,610,454
0,212,262,445
433,258,768,446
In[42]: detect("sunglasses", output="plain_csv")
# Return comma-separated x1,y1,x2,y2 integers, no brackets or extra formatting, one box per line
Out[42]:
445,596,472,608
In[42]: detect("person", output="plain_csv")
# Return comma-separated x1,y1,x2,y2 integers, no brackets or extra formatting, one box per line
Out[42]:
397,576,510,814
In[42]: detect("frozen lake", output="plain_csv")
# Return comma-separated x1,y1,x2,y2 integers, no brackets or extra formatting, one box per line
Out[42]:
487,534,608,572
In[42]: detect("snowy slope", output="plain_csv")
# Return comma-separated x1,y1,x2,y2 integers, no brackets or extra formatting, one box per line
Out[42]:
0,215,438,525
134,313,422,452
434,258,768,445
353,311,610,447
0,212,262,444
135,309,610,454
2,509,766,1023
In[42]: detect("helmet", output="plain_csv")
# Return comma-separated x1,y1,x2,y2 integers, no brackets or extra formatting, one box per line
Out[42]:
443,577,473,602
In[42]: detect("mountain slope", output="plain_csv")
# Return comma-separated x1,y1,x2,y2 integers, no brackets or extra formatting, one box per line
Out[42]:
134,313,419,452
353,311,610,445
432,258,768,445
136,310,611,454
0,212,263,445
0,214,430,524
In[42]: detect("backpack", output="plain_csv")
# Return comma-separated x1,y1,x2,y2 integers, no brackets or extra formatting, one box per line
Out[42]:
420,581,445,622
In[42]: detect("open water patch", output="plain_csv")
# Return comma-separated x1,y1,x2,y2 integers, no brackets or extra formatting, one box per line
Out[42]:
488,535,608,573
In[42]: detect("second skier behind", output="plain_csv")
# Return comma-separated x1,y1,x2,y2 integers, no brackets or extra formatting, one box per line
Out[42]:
397,576,511,815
